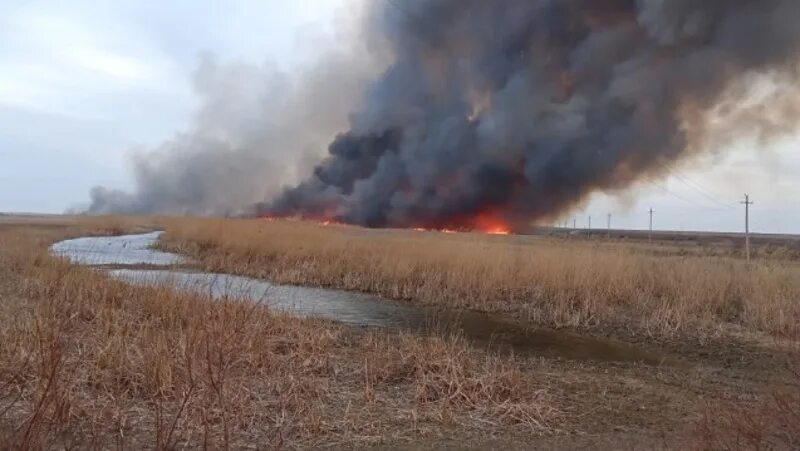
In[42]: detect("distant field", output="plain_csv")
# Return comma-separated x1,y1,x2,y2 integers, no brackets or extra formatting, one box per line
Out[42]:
0,213,77,223
536,225,800,255
523,227,800,260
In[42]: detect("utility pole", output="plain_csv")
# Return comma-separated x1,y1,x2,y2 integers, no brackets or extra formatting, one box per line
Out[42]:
741,194,754,262
648,208,654,243
588,216,592,239
607,213,611,239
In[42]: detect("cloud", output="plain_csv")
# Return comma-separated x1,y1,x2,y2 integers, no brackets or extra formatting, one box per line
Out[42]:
0,2,187,120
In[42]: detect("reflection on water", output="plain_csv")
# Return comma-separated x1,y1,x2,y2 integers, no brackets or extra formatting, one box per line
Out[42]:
109,269,419,328
51,233,673,365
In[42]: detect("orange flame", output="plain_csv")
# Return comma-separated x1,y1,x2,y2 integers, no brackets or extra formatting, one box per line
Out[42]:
472,212,511,235
485,227,510,235
410,222,510,236
263,213,512,235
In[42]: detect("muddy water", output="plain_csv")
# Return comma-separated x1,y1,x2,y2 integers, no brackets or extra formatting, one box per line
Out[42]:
51,233,673,365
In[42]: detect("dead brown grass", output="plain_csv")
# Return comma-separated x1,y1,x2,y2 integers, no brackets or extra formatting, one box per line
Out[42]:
159,217,800,341
0,221,555,448
693,355,800,450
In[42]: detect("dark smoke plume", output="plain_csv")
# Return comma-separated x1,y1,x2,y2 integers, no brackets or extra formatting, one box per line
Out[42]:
266,0,800,230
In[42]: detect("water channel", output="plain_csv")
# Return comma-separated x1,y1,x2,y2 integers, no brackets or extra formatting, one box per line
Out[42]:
51,232,673,365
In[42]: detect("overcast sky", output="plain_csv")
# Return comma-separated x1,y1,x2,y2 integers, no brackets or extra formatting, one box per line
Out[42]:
2,0,799,233
0,0,342,211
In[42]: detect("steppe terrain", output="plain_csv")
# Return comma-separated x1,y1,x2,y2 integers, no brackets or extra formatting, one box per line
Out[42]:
1,215,797,449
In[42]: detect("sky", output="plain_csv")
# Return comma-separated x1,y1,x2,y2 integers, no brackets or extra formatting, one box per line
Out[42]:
1,0,799,233
0,0,343,212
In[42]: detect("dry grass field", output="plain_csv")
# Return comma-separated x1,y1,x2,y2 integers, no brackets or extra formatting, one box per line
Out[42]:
160,217,800,341
1,215,799,449
0,218,557,448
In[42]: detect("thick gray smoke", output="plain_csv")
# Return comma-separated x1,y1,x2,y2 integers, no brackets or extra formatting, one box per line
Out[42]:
87,6,380,216
267,0,800,230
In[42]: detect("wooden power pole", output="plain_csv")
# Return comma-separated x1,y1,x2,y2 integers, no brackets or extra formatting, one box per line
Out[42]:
588,216,592,239
741,194,754,262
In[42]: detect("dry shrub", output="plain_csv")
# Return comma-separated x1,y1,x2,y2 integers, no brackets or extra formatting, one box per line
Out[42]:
362,333,555,432
160,218,800,340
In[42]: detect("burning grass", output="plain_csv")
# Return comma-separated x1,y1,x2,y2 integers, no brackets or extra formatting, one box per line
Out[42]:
159,217,800,341
0,222,556,448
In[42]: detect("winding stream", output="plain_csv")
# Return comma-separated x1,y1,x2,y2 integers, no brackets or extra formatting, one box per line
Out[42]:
51,232,673,365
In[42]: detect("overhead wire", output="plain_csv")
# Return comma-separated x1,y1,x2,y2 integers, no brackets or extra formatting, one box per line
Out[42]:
640,175,734,211
652,161,738,210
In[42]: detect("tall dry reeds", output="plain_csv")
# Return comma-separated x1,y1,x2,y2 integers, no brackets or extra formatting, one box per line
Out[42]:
0,224,554,448
160,217,800,339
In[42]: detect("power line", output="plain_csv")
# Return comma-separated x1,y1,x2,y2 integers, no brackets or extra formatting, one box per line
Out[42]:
642,175,728,210
652,161,737,209
673,173,736,209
